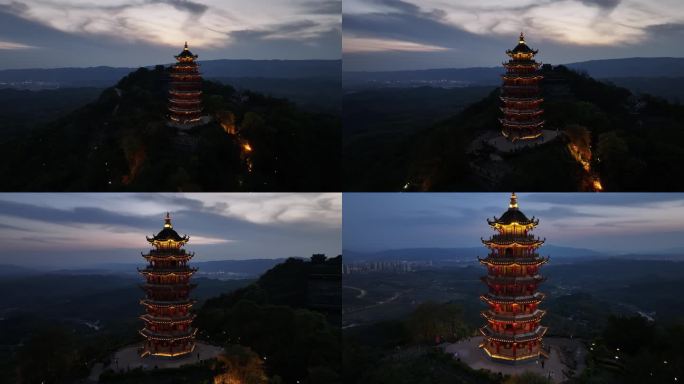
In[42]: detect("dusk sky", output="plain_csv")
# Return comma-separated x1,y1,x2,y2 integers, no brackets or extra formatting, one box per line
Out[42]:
0,193,341,268
0,0,341,69
343,0,684,71
344,193,684,254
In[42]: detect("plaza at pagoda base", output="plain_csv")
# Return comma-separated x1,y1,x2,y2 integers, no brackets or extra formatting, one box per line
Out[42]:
442,336,586,383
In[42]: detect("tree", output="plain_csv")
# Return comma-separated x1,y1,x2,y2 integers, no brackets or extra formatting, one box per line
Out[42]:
406,302,469,344
214,345,268,384
503,371,552,384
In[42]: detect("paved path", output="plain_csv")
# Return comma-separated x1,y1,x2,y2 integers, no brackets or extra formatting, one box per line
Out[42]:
443,336,585,383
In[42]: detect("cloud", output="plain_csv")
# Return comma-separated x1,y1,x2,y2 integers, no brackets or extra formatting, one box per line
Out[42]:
303,0,341,15
151,0,208,15
0,40,35,49
343,36,450,52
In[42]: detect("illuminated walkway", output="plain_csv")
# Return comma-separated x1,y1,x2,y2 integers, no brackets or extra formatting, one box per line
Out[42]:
443,336,586,383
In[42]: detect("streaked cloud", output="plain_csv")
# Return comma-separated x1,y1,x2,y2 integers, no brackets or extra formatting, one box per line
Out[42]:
0,193,341,267
0,40,35,49
343,36,449,53
343,0,684,70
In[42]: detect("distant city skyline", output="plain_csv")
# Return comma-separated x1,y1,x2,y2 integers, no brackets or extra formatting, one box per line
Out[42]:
0,193,341,268
0,0,341,69
343,0,684,71
344,193,684,254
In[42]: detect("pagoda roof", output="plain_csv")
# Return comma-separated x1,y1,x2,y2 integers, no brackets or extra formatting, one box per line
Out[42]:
506,32,538,55
487,193,539,226
480,325,547,343
175,42,198,59
478,255,549,266
146,213,189,243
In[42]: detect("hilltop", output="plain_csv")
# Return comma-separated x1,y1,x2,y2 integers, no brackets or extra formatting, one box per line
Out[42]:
0,65,340,191
345,65,684,191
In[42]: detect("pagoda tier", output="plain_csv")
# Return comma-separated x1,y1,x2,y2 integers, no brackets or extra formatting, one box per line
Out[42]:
139,213,197,358
479,193,549,363
168,42,203,129
500,33,545,141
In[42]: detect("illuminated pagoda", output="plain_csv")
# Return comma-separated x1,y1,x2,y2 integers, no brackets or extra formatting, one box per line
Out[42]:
500,32,544,141
478,193,549,363
139,213,197,357
168,42,203,129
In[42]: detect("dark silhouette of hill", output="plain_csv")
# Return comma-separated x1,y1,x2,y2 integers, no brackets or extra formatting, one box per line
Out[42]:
194,255,341,383
0,65,340,191
345,65,684,191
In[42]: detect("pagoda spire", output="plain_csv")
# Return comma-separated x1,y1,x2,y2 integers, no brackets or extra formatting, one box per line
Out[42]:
184,41,188,50
509,192,518,209
164,212,172,228
519,31,525,44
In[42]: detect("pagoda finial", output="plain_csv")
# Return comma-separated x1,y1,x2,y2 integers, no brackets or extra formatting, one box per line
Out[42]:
164,212,172,228
519,31,525,44
184,41,188,50
509,192,518,209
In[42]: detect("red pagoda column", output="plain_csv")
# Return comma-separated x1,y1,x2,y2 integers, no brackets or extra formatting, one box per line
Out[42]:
478,193,549,363
168,42,203,129
139,213,197,357
500,33,544,141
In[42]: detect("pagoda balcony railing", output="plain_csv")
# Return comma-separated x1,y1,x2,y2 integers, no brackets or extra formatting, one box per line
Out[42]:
500,108,544,115
141,282,197,291
140,327,197,340
502,73,542,80
480,235,546,244
141,298,196,307
141,313,196,323
138,267,198,275
482,309,546,323
500,119,544,127
479,255,549,266
483,274,545,285
502,85,540,90
170,81,201,86
169,99,201,105
482,292,545,304
480,325,547,342
169,106,203,113
500,96,543,103
146,249,192,255
169,89,202,95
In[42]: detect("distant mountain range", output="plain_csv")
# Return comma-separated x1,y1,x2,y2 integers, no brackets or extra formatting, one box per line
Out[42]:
0,59,341,88
343,57,684,102
0,258,287,278
343,245,605,264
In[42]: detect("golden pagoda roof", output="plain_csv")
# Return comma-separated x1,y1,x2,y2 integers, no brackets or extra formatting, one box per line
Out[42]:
146,212,189,243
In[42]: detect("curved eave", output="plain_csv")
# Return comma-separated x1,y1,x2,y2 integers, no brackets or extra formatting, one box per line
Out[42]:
140,314,196,324
481,238,546,248
481,309,546,324
140,299,196,308
480,325,547,343
478,256,549,266
482,274,546,285
487,216,539,227
139,327,197,341
481,293,545,305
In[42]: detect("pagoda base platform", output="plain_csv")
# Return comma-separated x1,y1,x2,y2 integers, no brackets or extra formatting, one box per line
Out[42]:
168,115,213,130
488,129,561,153
443,336,586,384
106,341,223,373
